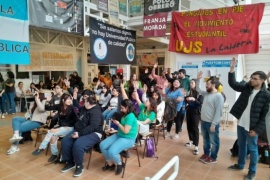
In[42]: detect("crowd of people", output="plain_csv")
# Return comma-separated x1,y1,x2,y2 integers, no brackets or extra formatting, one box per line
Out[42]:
3,59,270,180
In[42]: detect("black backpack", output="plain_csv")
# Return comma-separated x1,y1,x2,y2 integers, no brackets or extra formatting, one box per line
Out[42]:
163,98,177,122
259,146,270,164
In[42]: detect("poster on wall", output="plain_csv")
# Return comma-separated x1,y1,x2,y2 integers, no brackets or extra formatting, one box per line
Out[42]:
180,64,198,80
144,0,179,15
29,0,84,35
119,0,127,15
0,0,30,65
169,3,265,55
108,0,120,26
137,54,158,66
130,0,143,16
89,17,136,65
98,0,108,13
19,44,76,72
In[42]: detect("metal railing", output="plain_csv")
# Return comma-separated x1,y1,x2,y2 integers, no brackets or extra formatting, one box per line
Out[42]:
145,156,179,180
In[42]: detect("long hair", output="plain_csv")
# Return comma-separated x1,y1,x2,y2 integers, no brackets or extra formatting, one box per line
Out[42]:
121,99,137,117
188,79,199,98
152,90,162,105
144,97,157,114
60,93,72,115
168,79,181,93
7,71,15,79
0,72,4,82
31,93,46,114
102,85,110,97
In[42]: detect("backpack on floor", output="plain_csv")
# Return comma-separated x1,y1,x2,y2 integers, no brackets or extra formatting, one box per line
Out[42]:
259,146,270,164
146,137,158,159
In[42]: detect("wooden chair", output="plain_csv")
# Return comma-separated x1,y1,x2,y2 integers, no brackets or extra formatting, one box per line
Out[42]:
120,125,141,178
152,121,166,146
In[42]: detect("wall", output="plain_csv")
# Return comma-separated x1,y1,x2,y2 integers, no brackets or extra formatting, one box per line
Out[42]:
166,52,240,121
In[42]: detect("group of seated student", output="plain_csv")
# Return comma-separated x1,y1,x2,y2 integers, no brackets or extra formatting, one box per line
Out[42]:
6,72,169,177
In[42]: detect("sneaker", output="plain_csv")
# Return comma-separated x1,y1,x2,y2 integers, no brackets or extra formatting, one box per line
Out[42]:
74,165,84,177
165,132,170,138
1,114,5,119
185,141,193,147
102,164,116,171
228,164,244,171
48,155,58,162
32,148,44,156
9,134,23,143
244,173,255,180
61,162,76,173
203,157,217,164
6,145,20,155
172,134,179,139
199,154,209,162
193,146,199,155
115,162,125,175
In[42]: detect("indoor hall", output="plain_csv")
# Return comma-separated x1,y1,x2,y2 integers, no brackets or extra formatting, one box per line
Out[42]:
0,113,269,180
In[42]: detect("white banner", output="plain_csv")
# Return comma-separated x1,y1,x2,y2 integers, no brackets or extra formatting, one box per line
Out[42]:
19,44,76,72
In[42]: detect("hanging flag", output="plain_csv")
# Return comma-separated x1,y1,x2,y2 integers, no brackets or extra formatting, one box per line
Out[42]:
0,0,30,64
169,3,265,55
143,12,168,37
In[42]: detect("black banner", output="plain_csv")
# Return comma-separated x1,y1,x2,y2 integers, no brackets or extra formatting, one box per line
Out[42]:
144,0,179,15
29,0,84,35
90,17,136,65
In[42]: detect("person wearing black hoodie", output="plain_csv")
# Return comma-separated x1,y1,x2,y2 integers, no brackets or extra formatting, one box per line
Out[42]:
60,95,104,177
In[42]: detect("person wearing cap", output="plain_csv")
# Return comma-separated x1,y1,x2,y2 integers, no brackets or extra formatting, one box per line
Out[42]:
151,63,168,94
165,71,179,84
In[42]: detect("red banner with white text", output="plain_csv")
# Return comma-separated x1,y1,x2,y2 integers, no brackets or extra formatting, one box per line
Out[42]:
169,3,265,55
144,12,168,37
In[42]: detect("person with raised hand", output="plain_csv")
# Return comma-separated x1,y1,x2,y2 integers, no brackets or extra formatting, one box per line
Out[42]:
228,57,270,180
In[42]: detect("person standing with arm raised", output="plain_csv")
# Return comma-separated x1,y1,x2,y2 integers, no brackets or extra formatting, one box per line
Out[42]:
196,71,224,164
227,57,270,180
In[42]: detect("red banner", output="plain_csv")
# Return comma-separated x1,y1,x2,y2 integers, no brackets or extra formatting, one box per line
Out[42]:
144,12,168,37
169,3,265,55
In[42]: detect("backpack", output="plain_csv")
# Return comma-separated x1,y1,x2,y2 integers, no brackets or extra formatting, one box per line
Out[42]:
146,137,158,159
259,146,270,164
163,98,177,122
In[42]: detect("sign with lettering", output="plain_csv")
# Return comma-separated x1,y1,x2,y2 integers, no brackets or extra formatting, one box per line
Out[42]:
98,0,108,13
144,0,179,15
29,0,84,35
169,3,265,55
143,12,168,37
108,0,120,26
0,0,30,64
89,17,136,64
18,44,76,71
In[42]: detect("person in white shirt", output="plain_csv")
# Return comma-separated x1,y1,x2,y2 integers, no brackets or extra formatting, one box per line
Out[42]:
228,57,270,180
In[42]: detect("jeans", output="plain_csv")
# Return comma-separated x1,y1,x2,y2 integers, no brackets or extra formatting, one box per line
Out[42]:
6,92,16,113
237,125,258,175
1,93,8,113
100,134,135,164
61,130,100,166
0,96,5,113
39,127,73,155
102,108,118,122
201,120,220,160
12,116,42,145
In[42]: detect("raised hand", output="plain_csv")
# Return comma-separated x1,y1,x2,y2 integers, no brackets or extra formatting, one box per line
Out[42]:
153,63,158,69
197,71,203,80
145,68,149,74
230,57,237,72
143,84,148,93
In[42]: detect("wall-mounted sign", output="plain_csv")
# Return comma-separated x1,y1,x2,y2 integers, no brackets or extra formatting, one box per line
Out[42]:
0,0,30,64
90,17,136,65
